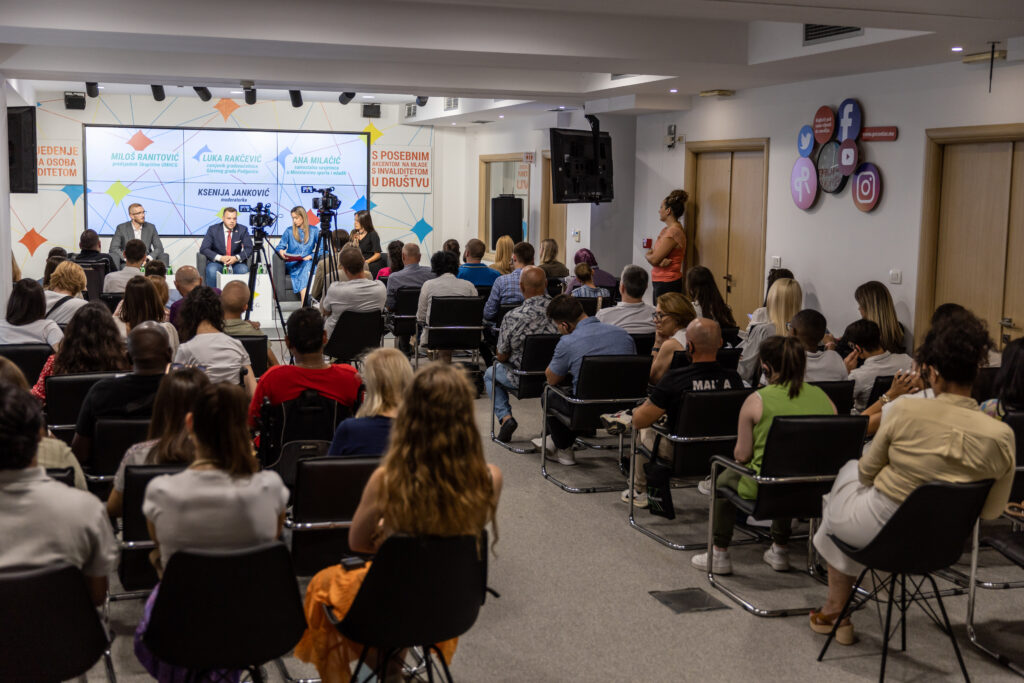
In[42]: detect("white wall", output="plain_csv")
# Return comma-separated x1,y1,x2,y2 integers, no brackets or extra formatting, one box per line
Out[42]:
633,59,1024,342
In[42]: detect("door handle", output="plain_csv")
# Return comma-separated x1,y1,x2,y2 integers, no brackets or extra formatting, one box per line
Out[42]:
723,274,733,282
1000,318,1014,328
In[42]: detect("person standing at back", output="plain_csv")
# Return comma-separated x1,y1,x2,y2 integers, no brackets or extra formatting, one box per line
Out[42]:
646,190,687,299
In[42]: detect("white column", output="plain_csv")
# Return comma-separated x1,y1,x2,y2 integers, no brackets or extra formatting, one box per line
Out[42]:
0,75,12,315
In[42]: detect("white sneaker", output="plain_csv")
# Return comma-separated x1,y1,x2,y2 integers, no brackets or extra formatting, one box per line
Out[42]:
532,436,555,452
697,475,712,496
532,436,576,465
620,487,648,508
555,449,577,466
691,548,732,575
762,544,791,572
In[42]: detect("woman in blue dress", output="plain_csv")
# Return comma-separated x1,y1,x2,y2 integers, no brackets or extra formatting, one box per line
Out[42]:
277,206,316,300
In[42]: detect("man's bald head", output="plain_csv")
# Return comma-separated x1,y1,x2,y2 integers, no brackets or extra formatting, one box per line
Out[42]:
221,281,250,316
685,318,723,362
174,266,201,295
519,266,547,298
402,243,421,265
127,323,172,373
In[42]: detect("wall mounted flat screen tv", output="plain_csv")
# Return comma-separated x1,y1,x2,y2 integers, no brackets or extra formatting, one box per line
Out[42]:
549,128,613,204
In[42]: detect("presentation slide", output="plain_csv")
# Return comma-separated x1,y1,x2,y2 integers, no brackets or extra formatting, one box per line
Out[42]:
84,126,370,236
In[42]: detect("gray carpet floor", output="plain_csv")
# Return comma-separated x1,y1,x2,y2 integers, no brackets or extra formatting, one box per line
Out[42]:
89,389,1024,682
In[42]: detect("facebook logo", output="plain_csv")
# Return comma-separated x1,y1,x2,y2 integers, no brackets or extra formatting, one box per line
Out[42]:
837,98,862,142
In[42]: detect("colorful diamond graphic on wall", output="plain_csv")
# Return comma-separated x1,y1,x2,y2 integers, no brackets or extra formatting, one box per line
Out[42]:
307,209,320,227
411,218,434,242
276,147,293,169
60,185,85,204
350,196,378,212
214,99,240,121
192,145,213,161
363,123,383,144
18,228,47,256
105,181,132,205
127,131,154,151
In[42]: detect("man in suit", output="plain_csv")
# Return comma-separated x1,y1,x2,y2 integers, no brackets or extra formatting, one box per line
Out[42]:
73,229,117,275
109,203,169,269
199,207,253,287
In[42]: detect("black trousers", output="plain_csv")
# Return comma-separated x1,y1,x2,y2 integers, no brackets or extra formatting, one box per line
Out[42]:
651,279,683,301
545,393,579,450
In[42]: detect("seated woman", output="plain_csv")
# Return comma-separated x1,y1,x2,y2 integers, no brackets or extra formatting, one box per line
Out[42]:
0,279,63,347
174,286,256,394
329,348,412,456
278,206,316,301
566,248,618,292
810,312,1014,645
570,262,610,300
737,277,802,384
296,363,503,681
136,383,289,680
538,238,569,279
351,210,383,278
119,276,180,356
147,274,171,318
649,292,697,384
685,265,737,329
692,336,835,575
106,367,210,518
32,303,129,405
44,261,89,325
981,338,1024,419
492,234,515,276
374,240,404,279
745,267,793,333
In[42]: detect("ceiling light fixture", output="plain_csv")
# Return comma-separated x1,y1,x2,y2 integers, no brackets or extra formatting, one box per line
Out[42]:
289,90,303,107
338,92,356,105
362,95,375,99
951,46,964,52
669,88,678,93
193,86,212,102
451,122,456,126
499,115,505,119
415,96,428,107
85,82,99,98
558,105,565,109
151,85,166,102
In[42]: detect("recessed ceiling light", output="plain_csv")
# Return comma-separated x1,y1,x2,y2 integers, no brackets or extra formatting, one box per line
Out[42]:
951,46,964,52
558,105,565,110
499,115,505,119
98,86,105,90
669,88,678,93
451,122,456,126
230,91,243,94
362,95,375,99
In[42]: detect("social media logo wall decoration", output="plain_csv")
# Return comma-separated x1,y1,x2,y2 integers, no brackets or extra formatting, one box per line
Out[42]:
791,157,818,210
838,139,859,176
797,125,815,158
836,99,863,143
852,163,882,212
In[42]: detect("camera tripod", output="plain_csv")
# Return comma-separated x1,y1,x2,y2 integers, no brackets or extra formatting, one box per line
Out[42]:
301,209,340,309
244,228,287,333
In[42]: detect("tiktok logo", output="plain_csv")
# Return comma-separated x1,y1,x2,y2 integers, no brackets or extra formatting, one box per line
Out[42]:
836,98,862,142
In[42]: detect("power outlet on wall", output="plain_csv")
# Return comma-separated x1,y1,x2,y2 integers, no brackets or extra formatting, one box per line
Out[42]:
571,230,581,243
771,256,782,268
889,269,902,285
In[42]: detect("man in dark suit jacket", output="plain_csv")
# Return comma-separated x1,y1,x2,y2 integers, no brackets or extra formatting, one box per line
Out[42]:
108,203,168,269
199,207,253,287
73,229,117,275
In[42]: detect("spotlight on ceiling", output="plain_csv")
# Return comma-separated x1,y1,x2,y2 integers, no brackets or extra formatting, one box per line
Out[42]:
415,96,429,107
151,85,166,102
244,88,256,105
85,82,99,98
193,86,212,102
338,92,356,105
289,90,303,108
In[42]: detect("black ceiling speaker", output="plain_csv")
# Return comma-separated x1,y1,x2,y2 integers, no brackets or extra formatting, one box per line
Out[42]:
415,96,428,106
193,86,212,102
244,88,256,105
338,92,355,105
85,82,99,98
151,85,166,101
289,90,303,107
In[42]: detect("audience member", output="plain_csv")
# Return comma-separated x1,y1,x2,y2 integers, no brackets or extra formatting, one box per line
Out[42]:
321,248,387,339
492,234,515,275
692,336,835,575
0,383,117,604
41,254,66,290
484,241,534,320
570,262,610,299
278,206,316,301
486,266,557,442
982,338,1024,419
810,313,1013,644
567,248,618,292
73,228,117,273
10,254,20,282
119,276,180,355
0,279,63,347
790,309,847,382
310,230,353,301
168,265,203,326
175,286,255,393
384,242,436,309
458,238,501,286
646,189,687,299
596,265,656,334
328,348,412,456
247,308,361,424
106,367,210,518
103,238,147,293
375,240,404,279
443,238,460,255
686,265,737,328
842,319,913,411
538,238,569,279
351,210,383,278
650,292,698,384
745,267,794,332
147,274,170,311
44,260,89,325
533,295,636,464
854,280,909,354
737,277,802,383
417,250,477,355
220,281,279,367
296,362,502,680
144,260,167,277
32,303,129,405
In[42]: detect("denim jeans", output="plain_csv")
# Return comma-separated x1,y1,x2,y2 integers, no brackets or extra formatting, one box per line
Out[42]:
205,261,248,287
484,363,514,421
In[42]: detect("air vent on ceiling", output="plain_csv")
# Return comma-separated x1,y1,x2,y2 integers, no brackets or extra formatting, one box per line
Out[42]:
405,103,417,118
803,24,863,45
362,103,381,119
471,120,493,125
444,97,459,111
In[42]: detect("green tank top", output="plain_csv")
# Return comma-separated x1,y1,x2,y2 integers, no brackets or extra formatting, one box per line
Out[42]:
737,382,834,499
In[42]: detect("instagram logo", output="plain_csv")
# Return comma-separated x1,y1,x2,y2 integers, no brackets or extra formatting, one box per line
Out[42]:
853,163,881,212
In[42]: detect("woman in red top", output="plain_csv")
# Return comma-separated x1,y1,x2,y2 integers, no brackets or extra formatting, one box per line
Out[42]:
646,189,687,300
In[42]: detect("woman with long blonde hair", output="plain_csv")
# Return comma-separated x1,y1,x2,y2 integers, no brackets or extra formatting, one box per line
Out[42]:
327,347,413,456
296,363,503,681
854,281,907,354
277,206,316,300
492,234,515,275
737,278,803,383
538,238,568,278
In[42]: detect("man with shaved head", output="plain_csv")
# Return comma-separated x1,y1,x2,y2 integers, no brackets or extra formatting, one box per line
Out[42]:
602,317,742,513
384,242,436,353
486,265,558,443
221,281,279,366
168,265,206,327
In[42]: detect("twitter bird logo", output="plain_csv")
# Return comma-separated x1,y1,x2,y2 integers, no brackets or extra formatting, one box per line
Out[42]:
798,125,815,157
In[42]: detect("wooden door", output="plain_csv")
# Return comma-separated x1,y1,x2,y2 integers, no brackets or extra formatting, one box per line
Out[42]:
693,152,731,284
541,155,567,262
726,150,766,319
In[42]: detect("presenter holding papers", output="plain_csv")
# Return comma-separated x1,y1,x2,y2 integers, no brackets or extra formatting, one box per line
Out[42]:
199,207,253,287
277,206,316,300
109,203,169,269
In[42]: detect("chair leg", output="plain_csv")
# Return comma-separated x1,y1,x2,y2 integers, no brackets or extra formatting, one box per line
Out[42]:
926,573,971,682
880,573,898,682
430,644,455,683
819,568,870,661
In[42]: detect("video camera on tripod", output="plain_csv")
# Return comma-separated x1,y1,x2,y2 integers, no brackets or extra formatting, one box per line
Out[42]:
302,186,339,228
239,202,277,241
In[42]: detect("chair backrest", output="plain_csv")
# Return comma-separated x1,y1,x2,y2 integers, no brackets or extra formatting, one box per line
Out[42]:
238,336,268,378
290,456,381,575
44,371,119,443
262,391,353,467
76,262,107,302
389,287,421,336
495,301,520,327
90,418,151,476
721,326,741,348
325,310,384,363
377,275,389,288
120,464,188,590
0,563,110,681
973,365,999,403
575,355,652,400
275,440,331,489
145,542,307,670
338,534,487,649
271,252,300,302
665,388,754,476
475,284,492,300
752,415,868,520
513,334,560,399
670,347,742,371
0,343,53,386
868,375,894,408
840,480,994,574
425,296,485,349
810,380,855,415
1004,411,1024,500
572,296,598,317
630,333,656,356
99,292,123,314
45,467,75,487
546,278,564,297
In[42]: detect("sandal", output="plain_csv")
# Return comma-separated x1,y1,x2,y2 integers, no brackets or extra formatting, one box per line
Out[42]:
1005,502,1024,522
810,610,856,646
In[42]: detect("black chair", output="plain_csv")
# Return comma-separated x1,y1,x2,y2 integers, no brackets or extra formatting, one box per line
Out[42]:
967,524,1024,676
867,375,895,408
475,284,492,300
630,333,656,356
489,334,560,453
385,286,421,346
324,534,489,682
274,439,331,490
325,310,385,364
271,251,300,302
0,563,115,682
259,391,354,469
77,261,108,303
721,325,741,348
117,464,187,596
572,296,599,317
45,466,76,487
143,542,307,680
1007,411,1024,501
238,336,269,378
494,301,520,328
546,278,564,297
819,480,995,682
669,347,742,371
973,365,999,403
811,380,855,415
541,354,652,493
416,296,486,368
0,343,52,386
377,275,389,288
44,371,118,445
629,388,753,550
708,415,868,617
86,418,151,499
287,456,380,575
99,292,123,314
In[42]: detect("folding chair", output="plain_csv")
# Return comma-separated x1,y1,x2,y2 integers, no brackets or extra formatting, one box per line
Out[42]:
572,296,598,317
811,380,855,415
489,333,560,453
707,415,867,616
325,310,385,365
415,295,485,369
0,343,52,386
86,418,151,500
44,371,118,445
239,336,269,378
868,374,895,408
45,466,76,487
116,464,186,599
541,354,652,493
258,390,354,470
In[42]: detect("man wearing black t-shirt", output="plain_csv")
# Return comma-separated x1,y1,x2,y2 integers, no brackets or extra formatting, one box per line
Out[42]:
603,318,741,507
71,324,170,464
